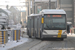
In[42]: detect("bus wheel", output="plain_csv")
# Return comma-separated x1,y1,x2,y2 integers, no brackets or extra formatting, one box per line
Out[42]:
34,31,37,38
40,38,43,41
40,31,43,40
35,35,37,39
29,36,31,38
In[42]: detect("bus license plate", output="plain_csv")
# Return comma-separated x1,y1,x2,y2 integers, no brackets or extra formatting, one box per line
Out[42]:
53,36,57,37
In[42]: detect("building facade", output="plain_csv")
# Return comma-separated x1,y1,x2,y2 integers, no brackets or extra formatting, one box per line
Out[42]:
57,0,75,26
27,0,57,14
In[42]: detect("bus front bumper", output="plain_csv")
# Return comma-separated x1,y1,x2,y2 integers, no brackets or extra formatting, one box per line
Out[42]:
42,35,67,38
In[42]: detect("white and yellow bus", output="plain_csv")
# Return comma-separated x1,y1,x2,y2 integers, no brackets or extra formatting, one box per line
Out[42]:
27,9,67,40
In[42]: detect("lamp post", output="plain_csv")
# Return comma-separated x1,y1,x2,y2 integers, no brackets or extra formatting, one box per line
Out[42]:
25,2,29,16
34,0,35,14
49,0,51,9
57,0,60,9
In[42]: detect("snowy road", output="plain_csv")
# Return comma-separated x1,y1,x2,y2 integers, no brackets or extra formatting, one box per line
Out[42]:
8,34,75,50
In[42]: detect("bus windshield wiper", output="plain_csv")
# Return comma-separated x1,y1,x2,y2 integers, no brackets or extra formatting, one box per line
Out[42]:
54,27,64,29
46,25,50,29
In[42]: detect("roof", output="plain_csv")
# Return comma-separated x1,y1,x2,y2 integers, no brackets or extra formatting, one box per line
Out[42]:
0,8,11,15
40,9,66,14
67,22,72,24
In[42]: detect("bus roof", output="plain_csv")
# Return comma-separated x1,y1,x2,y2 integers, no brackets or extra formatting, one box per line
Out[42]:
40,9,66,14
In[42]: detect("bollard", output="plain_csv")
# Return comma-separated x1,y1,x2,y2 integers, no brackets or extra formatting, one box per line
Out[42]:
0,30,8,44
11,29,21,42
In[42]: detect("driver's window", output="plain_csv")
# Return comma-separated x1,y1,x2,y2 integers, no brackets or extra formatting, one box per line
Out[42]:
44,24,46,28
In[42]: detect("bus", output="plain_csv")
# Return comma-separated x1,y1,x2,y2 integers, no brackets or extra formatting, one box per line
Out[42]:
27,9,67,40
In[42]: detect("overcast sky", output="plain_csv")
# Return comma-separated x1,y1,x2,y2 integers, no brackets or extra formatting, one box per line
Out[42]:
0,0,26,6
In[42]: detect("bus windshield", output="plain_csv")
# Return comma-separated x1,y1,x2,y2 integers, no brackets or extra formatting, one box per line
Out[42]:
44,14,66,30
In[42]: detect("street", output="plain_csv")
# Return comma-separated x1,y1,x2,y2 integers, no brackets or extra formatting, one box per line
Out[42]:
8,34,75,50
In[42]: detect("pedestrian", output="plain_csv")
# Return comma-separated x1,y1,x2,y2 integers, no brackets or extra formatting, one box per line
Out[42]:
1,25,5,29
67,24,70,34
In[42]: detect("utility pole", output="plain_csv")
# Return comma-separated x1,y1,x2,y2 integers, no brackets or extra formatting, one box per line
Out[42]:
49,0,51,9
6,5,9,10
34,0,35,14
57,0,60,9
28,2,29,16
30,0,32,14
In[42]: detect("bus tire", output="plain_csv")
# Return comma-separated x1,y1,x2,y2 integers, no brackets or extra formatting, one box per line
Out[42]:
35,31,37,38
29,36,31,38
40,31,42,40
40,35,43,40
40,37,44,41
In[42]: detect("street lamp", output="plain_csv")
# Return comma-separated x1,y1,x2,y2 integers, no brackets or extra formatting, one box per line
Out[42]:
49,0,51,9
34,0,35,14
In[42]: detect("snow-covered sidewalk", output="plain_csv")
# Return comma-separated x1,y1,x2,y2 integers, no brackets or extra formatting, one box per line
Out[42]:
67,33,75,37
0,37,28,50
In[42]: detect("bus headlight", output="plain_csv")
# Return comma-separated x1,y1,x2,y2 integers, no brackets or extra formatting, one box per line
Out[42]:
63,31,67,34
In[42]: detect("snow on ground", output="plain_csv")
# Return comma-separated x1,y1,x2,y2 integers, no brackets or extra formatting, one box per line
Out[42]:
0,37,28,50
67,33,75,37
